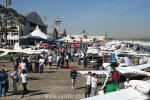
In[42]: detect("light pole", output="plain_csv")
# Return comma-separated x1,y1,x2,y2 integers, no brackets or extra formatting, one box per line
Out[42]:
3,0,8,48
3,0,11,48
0,15,2,46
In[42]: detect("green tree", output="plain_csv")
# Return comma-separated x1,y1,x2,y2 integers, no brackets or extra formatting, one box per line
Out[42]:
0,0,26,46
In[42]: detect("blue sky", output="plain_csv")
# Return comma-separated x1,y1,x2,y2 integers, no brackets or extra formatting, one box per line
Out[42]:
1,0,150,39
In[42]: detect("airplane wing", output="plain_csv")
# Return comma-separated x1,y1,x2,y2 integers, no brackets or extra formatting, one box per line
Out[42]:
126,52,150,56
116,66,150,76
78,63,150,76
77,70,104,75
0,50,9,57
132,63,150,70
129,80,150,94
80,88,150,100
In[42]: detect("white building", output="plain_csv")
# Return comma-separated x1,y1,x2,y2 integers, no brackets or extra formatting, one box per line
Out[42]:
6,12,47,47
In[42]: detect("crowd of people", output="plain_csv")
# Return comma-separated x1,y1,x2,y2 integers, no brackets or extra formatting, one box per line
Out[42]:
0,43,90,98
0,42,147,99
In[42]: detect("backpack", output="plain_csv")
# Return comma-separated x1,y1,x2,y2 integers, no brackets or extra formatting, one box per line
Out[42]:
71,70,77,79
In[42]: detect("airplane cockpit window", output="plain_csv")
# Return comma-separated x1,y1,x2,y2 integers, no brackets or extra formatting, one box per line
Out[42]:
104,65,112,75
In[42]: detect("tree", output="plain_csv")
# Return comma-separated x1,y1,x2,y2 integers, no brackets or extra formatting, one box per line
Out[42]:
0,1,26,47
2,0,12,46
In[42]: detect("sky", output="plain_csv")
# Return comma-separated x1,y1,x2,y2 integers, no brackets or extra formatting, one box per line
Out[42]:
1,0,150,39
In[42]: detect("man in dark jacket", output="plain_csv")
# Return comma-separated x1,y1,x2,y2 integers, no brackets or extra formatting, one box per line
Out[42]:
83,53,87,68
70,67,77,90
0,69,8,97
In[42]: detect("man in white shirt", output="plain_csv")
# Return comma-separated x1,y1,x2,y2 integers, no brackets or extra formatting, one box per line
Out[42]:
39,57,45,73
139,57,144,65
19,70,28,98
85,72,92,98
65,53,69,68
124,78,132,88
48,54,53,70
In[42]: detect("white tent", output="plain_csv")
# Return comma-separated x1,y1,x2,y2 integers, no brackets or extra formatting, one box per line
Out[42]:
21,25,53,41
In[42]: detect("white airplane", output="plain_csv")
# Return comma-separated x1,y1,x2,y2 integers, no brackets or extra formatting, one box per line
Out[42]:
79,63,150,100
78,63,150,89
81,80,150,100
87,47,102,56
0,48,46,56
0,43,50,57
59,35,80,43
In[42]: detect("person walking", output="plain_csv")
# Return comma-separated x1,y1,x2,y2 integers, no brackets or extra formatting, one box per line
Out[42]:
56,54,61,69
19,60,27,75
48,54,53,70
71,48,74,62
27,56,32,73
85,72,92,98
91,73,98,96
53,53,57,64
83,53,87,68
65,53,69,68
10,68,18,94
78,52,82,65
61,54,64,68
35,57,39,73
15,56,21,69
96,58,103,70
70,67,77,90
19,70,28,98
39,57,45,73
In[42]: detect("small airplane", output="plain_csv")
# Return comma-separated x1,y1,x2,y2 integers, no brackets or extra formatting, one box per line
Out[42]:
81,80,150,100
78,63,150,89
0,43,50,57
79,63,150,100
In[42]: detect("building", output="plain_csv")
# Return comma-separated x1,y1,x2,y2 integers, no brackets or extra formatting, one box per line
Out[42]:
23,12,47,35
6,12,47,47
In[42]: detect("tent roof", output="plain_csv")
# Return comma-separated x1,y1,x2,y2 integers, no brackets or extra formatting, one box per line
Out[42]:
21,25,53,41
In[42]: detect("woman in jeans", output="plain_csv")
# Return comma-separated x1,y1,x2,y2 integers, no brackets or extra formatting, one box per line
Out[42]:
91,73,98,96
19,70,28,98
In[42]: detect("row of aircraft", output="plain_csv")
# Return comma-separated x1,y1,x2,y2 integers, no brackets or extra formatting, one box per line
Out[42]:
78,40,150,100
0,38,150,99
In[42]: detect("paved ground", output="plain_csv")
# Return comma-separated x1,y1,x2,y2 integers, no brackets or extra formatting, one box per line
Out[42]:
0,59,90,100
0,58,150,100
0,69,86,100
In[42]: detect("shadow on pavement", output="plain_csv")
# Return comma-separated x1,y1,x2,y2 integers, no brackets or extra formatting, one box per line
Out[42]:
28,77,43,80
44,71,56,73
76,86,85,90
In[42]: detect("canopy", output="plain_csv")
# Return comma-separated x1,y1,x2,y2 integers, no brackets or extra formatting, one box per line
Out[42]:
21,25,53,41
